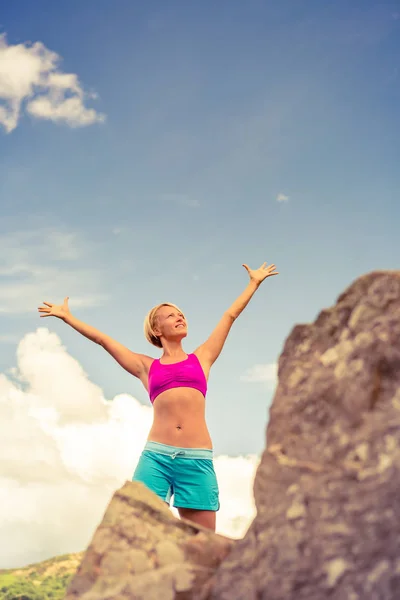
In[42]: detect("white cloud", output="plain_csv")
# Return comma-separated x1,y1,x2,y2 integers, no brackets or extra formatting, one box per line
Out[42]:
0,228,106,313
240,362,278,388
212,455,258,538
0,34,105,133
276,193,289,203
0,329,259,568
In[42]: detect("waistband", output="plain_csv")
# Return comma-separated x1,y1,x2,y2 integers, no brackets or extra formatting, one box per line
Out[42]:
144,441,214,460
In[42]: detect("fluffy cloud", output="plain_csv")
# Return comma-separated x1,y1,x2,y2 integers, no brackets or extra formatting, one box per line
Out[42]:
0,228,106,314
240,362,278,388
276,193,289,203
0,329,258,569
0,34,105,133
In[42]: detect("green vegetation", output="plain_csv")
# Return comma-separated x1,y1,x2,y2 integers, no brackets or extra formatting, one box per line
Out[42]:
0,552,83,600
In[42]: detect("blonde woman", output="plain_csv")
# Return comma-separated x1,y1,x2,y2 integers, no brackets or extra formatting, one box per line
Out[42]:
38,262,278,530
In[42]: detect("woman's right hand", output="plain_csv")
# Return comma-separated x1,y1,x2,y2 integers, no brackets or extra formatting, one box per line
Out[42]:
38,297,71,320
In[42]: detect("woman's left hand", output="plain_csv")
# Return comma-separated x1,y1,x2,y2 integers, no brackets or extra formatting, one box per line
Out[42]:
242,262,279,284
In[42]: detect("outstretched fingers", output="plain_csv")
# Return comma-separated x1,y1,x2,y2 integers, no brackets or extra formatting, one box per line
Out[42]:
267,265,279,276
38,302,52,317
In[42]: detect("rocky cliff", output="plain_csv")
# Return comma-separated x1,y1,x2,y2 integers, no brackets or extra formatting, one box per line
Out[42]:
64,482,233,600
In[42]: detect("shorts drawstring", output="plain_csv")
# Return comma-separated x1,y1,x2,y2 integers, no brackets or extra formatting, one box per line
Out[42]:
171,450,185,459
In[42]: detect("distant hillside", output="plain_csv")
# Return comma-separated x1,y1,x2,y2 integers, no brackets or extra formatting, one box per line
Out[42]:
0,552,83,600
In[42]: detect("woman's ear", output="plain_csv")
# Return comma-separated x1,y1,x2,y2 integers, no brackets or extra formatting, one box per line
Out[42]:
153,324,161,337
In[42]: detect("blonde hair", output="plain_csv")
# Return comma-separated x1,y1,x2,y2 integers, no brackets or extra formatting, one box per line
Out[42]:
143,303,185,348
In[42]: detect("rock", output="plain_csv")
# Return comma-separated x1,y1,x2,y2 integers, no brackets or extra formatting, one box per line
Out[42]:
64,481,233,600
207,270,400,599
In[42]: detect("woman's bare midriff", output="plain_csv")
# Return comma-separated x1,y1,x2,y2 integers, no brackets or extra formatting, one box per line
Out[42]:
147,387,212,449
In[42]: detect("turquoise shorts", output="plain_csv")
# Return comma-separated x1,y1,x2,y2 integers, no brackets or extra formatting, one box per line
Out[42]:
132,441,220,511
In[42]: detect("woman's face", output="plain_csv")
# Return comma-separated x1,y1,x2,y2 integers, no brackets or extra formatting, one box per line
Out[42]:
154,305,187,343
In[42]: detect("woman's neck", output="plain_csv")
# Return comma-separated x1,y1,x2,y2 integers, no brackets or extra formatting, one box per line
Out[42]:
160,340,186,359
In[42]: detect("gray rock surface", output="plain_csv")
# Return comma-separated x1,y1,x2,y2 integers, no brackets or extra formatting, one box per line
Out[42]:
208,270,400,599
64,481,233,600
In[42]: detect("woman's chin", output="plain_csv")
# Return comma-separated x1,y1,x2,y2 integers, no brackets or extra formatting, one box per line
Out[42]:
176,330,188,342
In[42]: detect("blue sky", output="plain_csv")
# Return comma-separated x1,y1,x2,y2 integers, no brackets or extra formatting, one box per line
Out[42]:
1,0,399,456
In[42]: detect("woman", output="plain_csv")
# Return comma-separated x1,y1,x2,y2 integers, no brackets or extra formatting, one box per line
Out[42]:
38,261,278,531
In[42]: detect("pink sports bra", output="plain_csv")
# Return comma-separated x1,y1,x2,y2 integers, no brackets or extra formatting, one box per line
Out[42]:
148,353,208,403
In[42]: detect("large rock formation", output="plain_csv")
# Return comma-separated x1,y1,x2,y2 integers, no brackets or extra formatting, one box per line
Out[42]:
64,482,233,600
208,270,400,599
66,270,400,599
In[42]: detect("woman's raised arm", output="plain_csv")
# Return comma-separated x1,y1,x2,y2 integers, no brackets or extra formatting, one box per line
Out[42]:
38,297,152,380
195,262,278,369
